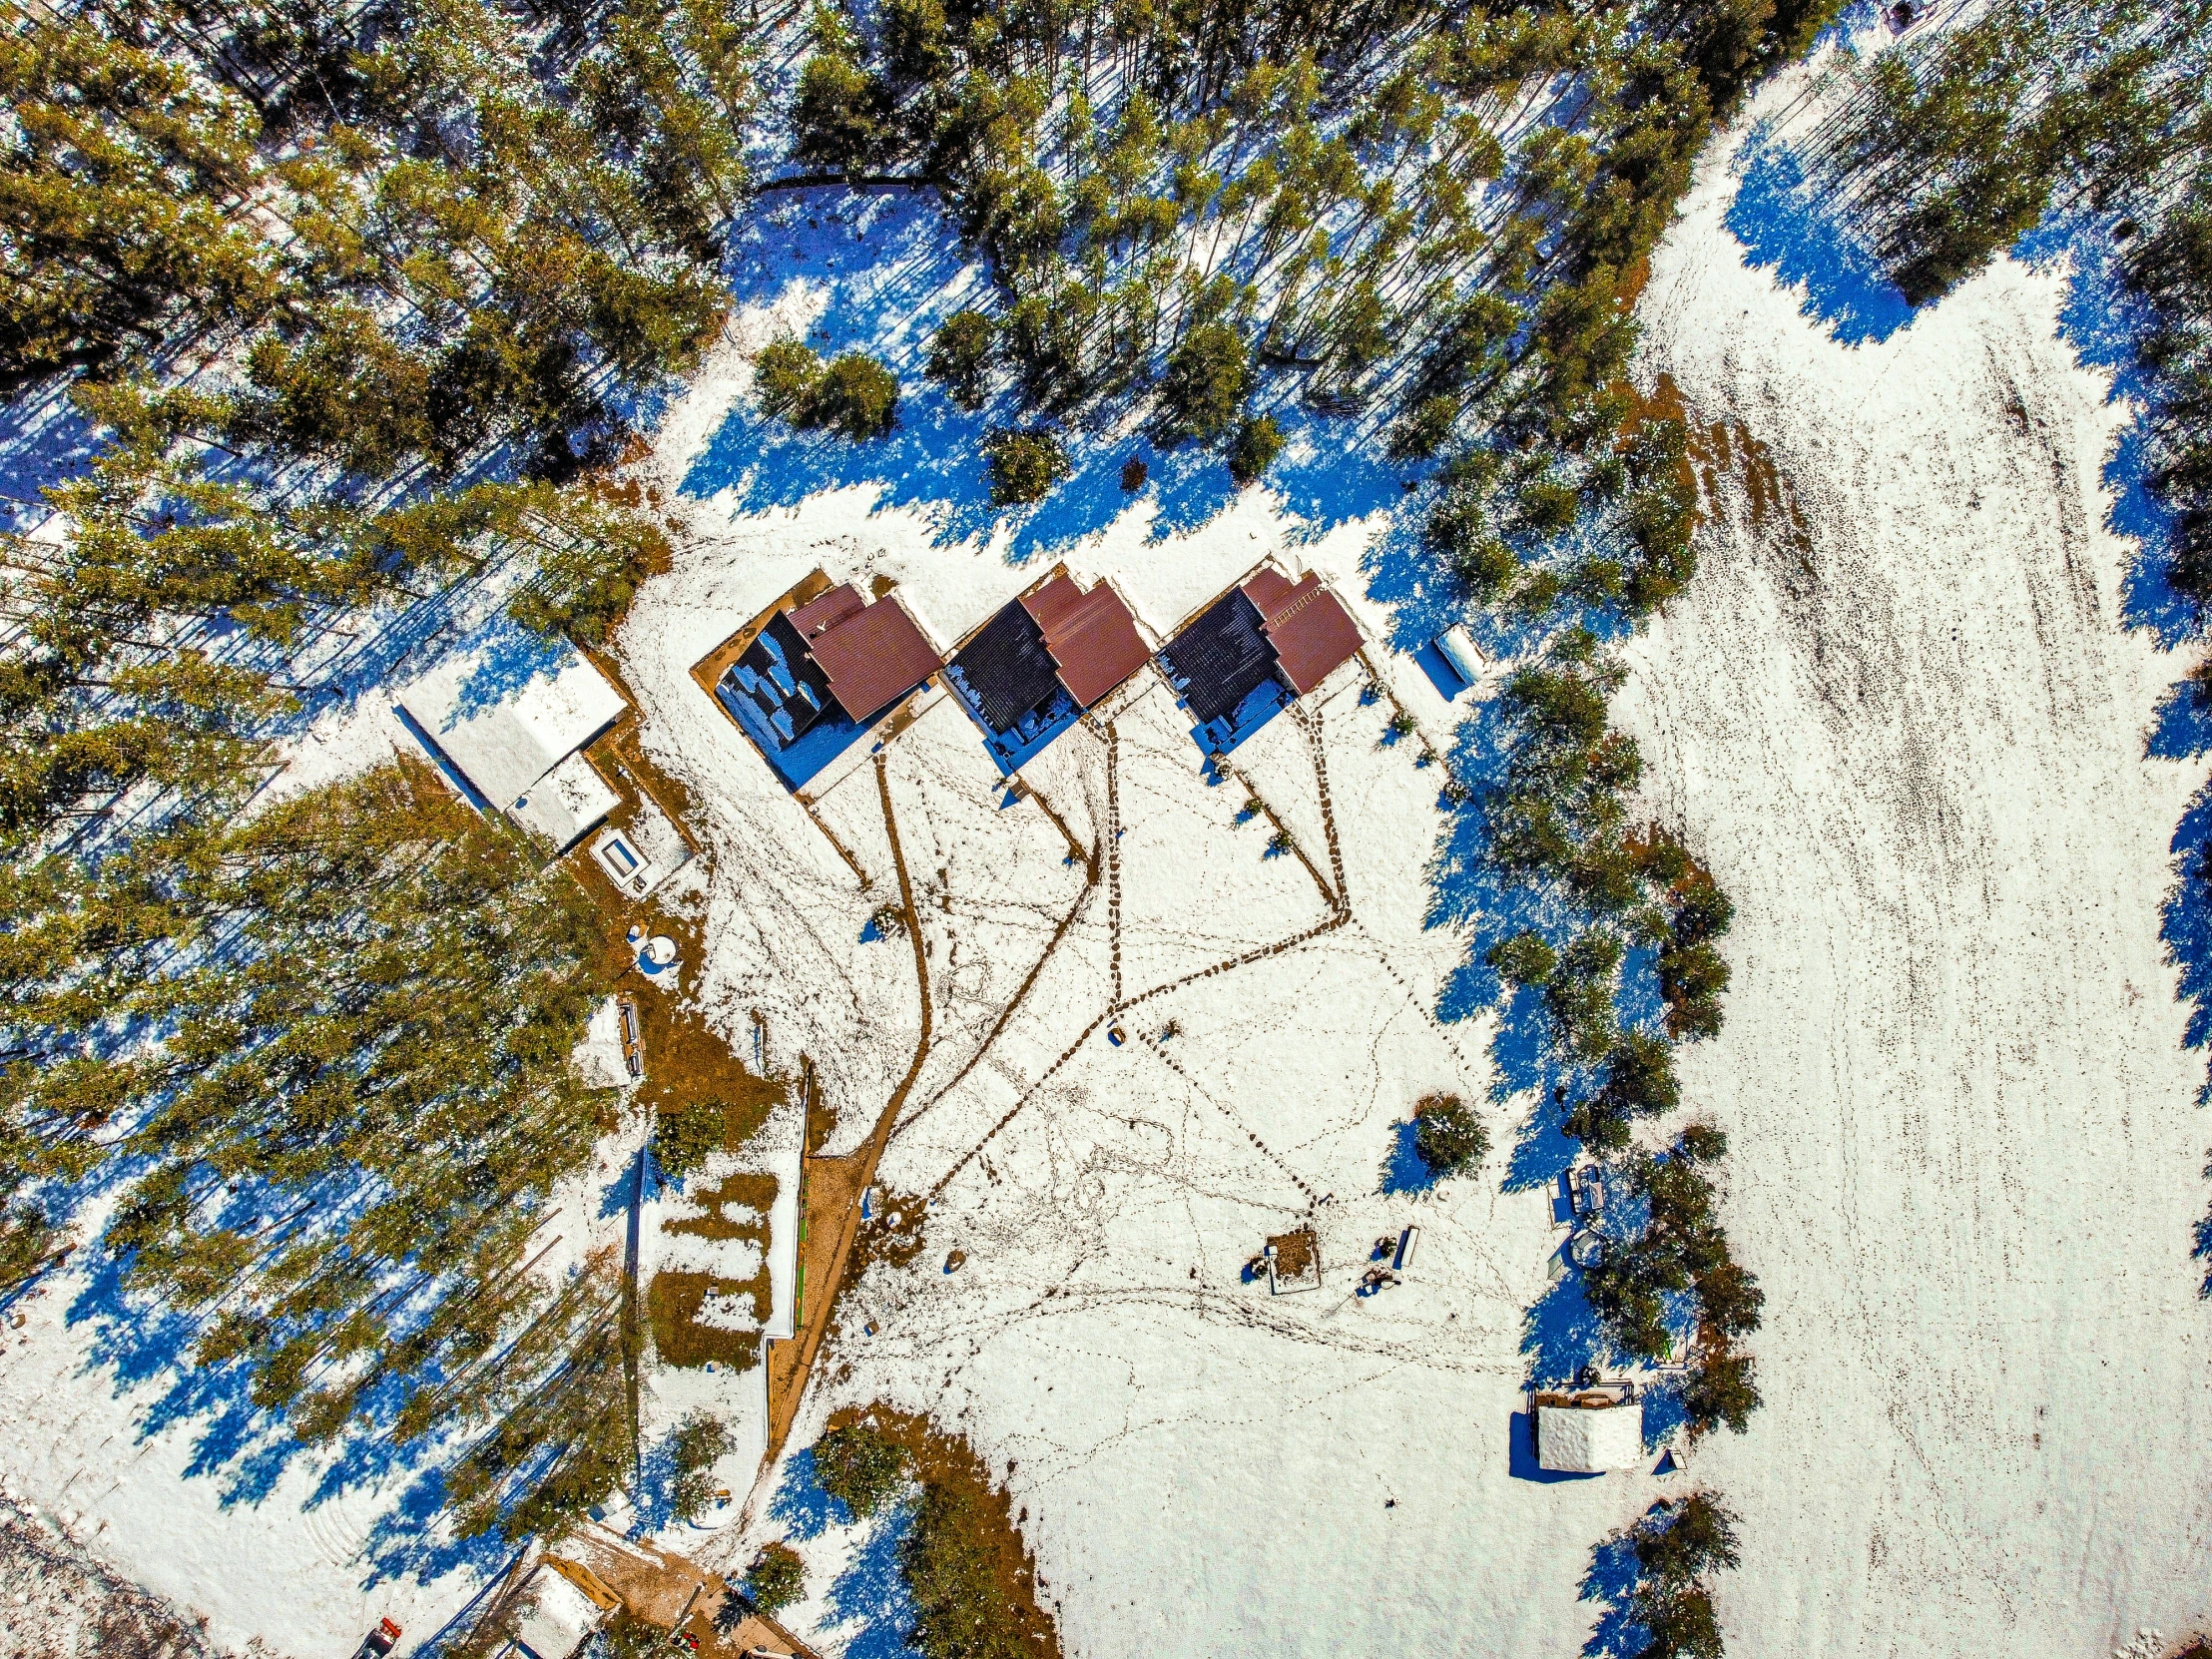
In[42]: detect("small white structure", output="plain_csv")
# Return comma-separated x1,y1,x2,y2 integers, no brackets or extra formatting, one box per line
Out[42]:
764,1131,803,1341
1535,1396,1645,1473
503,1565,605,1659
1434,625,1488,691
397,645,627,850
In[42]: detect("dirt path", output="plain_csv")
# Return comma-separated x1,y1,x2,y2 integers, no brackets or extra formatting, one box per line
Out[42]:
762,755,933,1460
926,721,1353,1199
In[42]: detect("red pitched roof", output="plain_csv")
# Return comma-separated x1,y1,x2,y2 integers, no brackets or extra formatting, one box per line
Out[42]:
801,589,942,725
1243,570,1362,695
1021,575,1150,708
789,583,866,640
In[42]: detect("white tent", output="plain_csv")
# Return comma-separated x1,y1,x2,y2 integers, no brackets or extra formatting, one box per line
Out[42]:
397,647,625,811
1536,1400,1645,1473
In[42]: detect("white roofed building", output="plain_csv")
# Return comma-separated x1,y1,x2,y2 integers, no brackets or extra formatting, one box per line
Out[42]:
396,643,627,851
1534,1394,1645,1473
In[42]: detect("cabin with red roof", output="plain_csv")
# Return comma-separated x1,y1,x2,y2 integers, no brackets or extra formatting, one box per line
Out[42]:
1156,564,1364,754
944,571,1151,772
708,580,942,791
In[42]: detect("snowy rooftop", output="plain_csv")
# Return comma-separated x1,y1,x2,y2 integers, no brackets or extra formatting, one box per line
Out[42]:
1535,1400,1645,1474
396,643,628,812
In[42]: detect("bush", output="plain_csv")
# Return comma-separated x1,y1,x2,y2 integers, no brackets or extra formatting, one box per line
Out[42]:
1119,456,1149,491
756,337,825,419
652,1105,729,1183
743,1541,807,1615
869,903,907,938
1681,1348,1760,1435
1154,323,1250,441
983,428,1069,504
1635,1491,1740,1585
1412,1094,1488,1177
1228,413,1284,484
813,351,900,439
813,1421,909,1518
926,311,997,409
669,1411,735,1522
1487,930,1556,986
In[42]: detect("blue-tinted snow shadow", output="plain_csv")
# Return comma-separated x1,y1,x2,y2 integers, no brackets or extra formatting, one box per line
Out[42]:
824,1503,918,1659
0,383,101,535
49,1170,517,1592
1578,1528,1650,1659
680,187,1408,570
1521,1269,1606,1388
1725,121,1916,346
765,1446,917,1659
1380,1121,1436,1195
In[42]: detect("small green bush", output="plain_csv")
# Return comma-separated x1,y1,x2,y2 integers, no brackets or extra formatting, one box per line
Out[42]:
756,337,825,420
743,1541,807,1615
813,351,899,439
1154,323,1249,442
1412,1094,1488,1177
813,1421,909,1518
983,428,1069,504
1487,930,1556,987
652,1105,729,1183
926,310,997,409
1228,413,1284,484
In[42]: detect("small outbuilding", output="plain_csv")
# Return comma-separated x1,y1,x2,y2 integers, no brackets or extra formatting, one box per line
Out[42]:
396,642,626,851
1532,1390,1645,1473
1158,564,1364,753
712,582,942,790
946,572,1151,770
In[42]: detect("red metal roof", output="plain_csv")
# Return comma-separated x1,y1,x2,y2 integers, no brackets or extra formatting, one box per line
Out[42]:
789,583,867,640
803,590,942,724
1243,570,1362,695
1021,575,1149,708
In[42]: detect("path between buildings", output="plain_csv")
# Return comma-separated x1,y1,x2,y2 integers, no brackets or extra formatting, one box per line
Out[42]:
762,755,932,1462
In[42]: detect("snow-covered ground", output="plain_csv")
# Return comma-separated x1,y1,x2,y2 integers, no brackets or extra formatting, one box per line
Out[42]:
6,44,2210,1659
1617,99,2212,1656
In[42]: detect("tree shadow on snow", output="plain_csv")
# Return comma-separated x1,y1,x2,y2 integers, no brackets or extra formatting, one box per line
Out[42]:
1724,121,1916,347
1576,1527,1651,1659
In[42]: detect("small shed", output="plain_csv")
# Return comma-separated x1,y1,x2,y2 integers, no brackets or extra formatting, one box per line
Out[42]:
506,1563,608,1659
1534,1394,1645,1473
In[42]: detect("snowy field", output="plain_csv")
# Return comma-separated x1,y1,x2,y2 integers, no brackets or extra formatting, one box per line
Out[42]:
4,45,2210,1659
1618,102,2212,1656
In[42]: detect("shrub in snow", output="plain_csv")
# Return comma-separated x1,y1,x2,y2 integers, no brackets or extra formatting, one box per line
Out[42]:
1487,930,1556,987
1228,413,1284,484
814,1420,909,1518
742,1541,806,1615
1412,1093,1488,1178
869,903,908,938
984,428,1070,505
927,310,997,410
